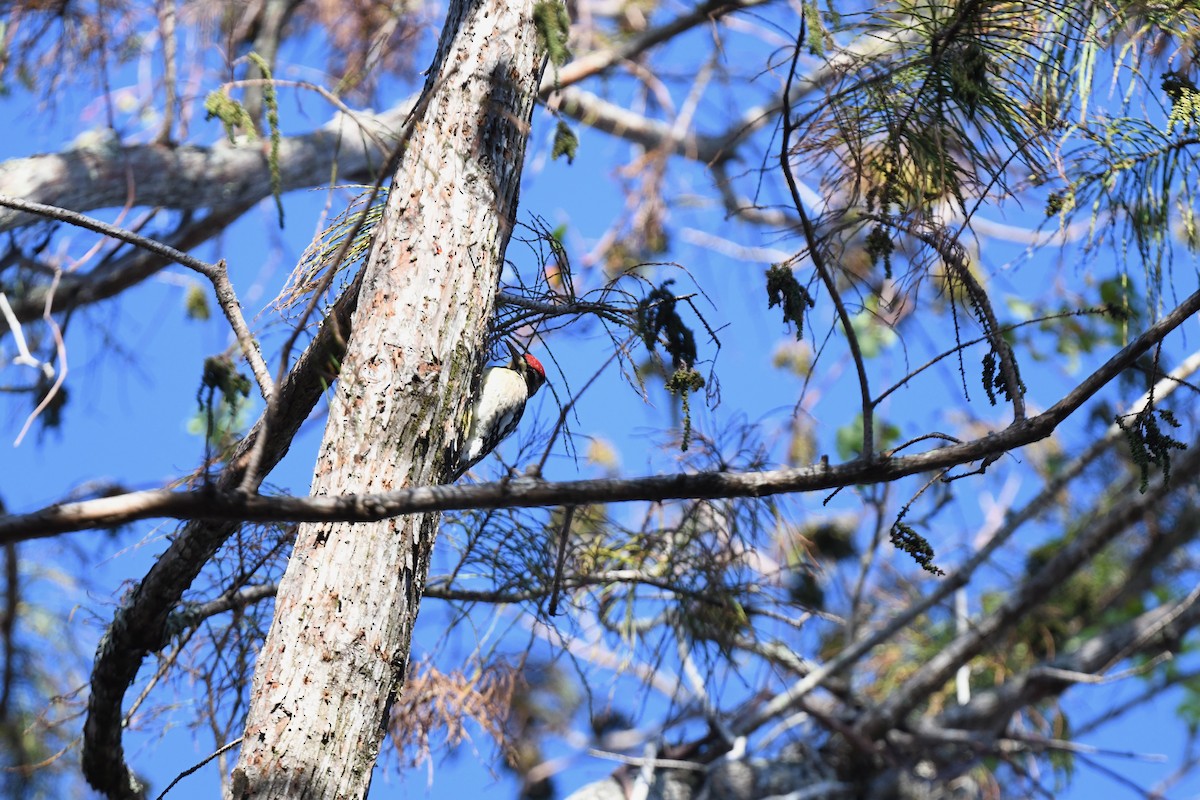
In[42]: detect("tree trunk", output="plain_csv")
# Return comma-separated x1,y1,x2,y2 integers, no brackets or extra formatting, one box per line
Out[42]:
230,1,547,796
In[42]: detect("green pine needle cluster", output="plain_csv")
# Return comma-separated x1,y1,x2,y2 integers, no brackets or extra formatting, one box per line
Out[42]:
765,264,815,340
248,53,285,228
890,522,944,576
204,52,285,227
204,92,254,141
533,1,571,68
1117,406,1188,493
1163,70,1200,133
551,120,578,164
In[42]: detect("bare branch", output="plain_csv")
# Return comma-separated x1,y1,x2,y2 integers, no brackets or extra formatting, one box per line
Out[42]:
6,280,1199,540
154,0,177,145
0,104,409,233
859,445,1200,737
0,195,274,400
780,30,875,458
174,583,280,628
152,737,242,800
13,270,65,446
3,199,259,325
0,292,52,375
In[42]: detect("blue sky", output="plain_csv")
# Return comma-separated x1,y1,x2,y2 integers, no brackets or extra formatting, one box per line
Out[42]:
2,4,1200,799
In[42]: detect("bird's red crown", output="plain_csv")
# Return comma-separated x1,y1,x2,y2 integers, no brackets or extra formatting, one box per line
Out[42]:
522,353,546,379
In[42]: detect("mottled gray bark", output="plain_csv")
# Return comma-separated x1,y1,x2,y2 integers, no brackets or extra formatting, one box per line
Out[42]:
82,270,364,800
228,0,547,797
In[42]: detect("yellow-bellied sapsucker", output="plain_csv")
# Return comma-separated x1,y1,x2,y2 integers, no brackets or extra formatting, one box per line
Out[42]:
458,344,547,474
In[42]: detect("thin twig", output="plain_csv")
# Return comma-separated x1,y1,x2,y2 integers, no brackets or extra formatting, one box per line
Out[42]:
0,292,51,374
533,340,628,477
546,0,768,92
779,25,875,460
153,737,242,800
547,505,576,616
14,271,66,446
872,309,1127,407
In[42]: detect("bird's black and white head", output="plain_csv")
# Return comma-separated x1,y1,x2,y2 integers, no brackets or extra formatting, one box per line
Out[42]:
505,342,546,398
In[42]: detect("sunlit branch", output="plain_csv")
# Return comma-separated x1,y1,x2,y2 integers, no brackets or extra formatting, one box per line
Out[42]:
0,292,52,374
1075,666,1200,738
12,271,66,446
0,103,413,233
155,0,177,145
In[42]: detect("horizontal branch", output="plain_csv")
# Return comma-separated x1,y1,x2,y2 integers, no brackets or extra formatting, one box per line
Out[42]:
5,286,1197,542
171,583,280,628
0,459,933,539
0,332,1185,536
165,565,730,628
0,106,410,233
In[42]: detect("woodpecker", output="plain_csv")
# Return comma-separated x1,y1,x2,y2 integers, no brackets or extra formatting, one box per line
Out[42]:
458,344,547,474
